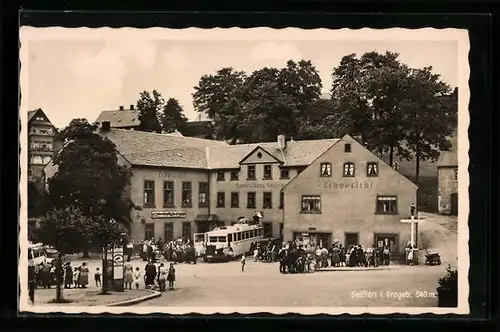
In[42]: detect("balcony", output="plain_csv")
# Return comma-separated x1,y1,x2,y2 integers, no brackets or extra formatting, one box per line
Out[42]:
29,129,54,136
30,146,53,152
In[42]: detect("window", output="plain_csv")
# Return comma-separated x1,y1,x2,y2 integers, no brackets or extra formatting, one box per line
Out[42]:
143,180,155,207
280,168,289,179
320,162,332,177
209,236,217,243
217,192,225,208
279,192,284,209
343,162,355,177
182,222,191,240
279,223,284,239
144,224,154,240
164,223,173,242
263,192,272,209
31,155,43,165
301,195,321,213
218,236,226,243
217,171,225,181
345,232,359,248
198,182,209,207
163,181,174,207
231,192,239,208
263,222,273,238
230,170,239,181
263,165,272,179
182,182,192,207
297,166,306,174
247,192,256,208
367,162,379,177
376,196,398,214
453,168,458,181
344,143,352,153
247,165,256,180
228,234,233,242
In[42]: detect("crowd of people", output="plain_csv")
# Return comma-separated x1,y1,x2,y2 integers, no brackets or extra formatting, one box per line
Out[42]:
277,240,392,274
138,237,196,264
33,260,91,289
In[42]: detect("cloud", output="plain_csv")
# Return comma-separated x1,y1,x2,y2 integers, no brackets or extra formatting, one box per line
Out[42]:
248,42,303,62
159,46,190,71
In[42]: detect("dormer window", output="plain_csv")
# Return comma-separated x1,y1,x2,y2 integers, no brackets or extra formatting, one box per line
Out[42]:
320,163,332,177
367,162,379,177
263,165,272,180
217,171,225,181
344,143,352,153
343,162,355,177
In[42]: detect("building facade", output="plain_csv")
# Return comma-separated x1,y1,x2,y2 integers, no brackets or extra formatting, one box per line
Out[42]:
43,124,419,254
27,109,57,182
282,135,417,254
437,132,458,215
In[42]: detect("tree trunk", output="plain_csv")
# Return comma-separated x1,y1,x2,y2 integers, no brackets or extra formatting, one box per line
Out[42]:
389,145,394,168
82,248,90,259
101,247,109,294
415,143,421,185
55,255,63,302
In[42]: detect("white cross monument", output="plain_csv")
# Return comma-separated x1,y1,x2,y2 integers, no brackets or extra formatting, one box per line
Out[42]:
400,203,425,247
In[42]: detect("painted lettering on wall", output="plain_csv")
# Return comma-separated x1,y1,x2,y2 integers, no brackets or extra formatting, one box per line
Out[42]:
235,183,285,189
323,181,375,189
159,172,184,179
151,211,187,219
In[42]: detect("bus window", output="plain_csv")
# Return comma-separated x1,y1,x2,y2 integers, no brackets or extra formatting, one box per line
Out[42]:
218,236,226,242
251,230,255,238
237,232,241,241
259,228,263,236
245,231,249,239
209,236,217,243
228,234,233,242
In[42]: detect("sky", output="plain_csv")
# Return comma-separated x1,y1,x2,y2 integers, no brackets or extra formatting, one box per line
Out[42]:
22,28,461,129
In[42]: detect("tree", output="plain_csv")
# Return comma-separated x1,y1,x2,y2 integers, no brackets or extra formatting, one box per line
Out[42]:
401,68,457,183
137,90,163,133
161,98,188,133
48,118,133,256
192,67,247,140
28,181,52,218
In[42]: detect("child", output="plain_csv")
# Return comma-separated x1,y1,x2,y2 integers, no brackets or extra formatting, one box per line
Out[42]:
94,267,102,288
73,266,80,288
241,254,246,272
158,263,167,292
167,263,176,290
133,267,142,290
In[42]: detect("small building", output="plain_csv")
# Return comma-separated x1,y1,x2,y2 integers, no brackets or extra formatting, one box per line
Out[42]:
437,133,458,215
27,108,57,182
282,135,418,254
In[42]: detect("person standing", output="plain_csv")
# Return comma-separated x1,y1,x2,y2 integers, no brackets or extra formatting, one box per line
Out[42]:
94,267,102,288
124,257,134,290
64,262,73,289
133,267,142,290
167,263,176,290
145,260,156,288
158,263,167,292
78,262,89,288
241,254,246,272
28,261,36,304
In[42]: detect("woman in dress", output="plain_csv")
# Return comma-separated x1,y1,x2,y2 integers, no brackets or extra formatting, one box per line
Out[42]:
124,257,134,290
78,262,89,288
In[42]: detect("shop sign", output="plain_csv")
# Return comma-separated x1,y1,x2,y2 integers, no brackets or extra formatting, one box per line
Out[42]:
151,210,187,219
159,172,184,179
323,181,374,189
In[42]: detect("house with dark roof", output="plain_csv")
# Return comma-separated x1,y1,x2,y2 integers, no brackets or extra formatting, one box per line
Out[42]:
42,121,418,251
94,105,215,139
437,131,458,215
27,109,57,182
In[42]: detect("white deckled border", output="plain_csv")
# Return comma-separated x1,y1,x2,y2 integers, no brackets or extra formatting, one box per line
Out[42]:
18,27,470,315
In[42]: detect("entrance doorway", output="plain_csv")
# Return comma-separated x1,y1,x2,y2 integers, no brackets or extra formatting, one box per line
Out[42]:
450,193,458,215
344,232,359,248
373,233,399,253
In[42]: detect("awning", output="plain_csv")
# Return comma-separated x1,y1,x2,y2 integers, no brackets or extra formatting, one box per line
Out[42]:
195,214,220,222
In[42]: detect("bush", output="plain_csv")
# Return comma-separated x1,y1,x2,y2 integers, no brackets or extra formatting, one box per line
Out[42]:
436,265,458,307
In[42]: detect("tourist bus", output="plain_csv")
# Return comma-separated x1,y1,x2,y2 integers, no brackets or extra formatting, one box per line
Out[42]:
203,223,264,262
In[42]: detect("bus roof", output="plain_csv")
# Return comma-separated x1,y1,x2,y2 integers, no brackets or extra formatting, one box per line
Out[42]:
206,223,262,236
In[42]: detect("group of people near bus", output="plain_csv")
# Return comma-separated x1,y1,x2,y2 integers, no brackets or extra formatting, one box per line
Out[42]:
33,260,91,289
250,239,283,263
277,240,392,274
139,237,196,264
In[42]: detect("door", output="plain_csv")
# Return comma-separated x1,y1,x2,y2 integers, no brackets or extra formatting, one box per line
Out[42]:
316,233,331,249
164,223,173,242
344,232,359,248
450,193,458,215
263,222,273,238
374,233,398,253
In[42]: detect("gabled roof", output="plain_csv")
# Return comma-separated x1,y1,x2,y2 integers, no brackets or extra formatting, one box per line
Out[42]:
28,108,53,125
437,130,458,167
95,110,140,128
238,145,283,165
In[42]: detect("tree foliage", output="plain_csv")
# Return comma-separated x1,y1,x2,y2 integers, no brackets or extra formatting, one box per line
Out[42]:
46,118,132,252
161,98,188,133
137,90,163,133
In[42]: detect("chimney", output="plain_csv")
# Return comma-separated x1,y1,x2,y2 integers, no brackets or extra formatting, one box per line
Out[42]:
277,134,286,150
101,121,111,131
119,106,124,110
130,105,135,110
